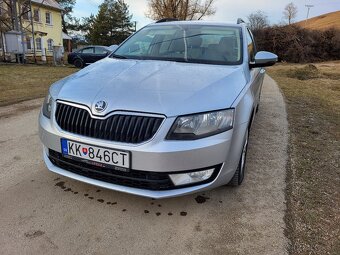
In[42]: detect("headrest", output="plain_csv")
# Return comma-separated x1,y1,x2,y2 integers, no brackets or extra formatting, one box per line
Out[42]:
187,37,202,47
169,39,185,52
219,37,236,48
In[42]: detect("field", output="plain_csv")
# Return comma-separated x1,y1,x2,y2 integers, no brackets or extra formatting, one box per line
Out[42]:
268,62,340,255
295,10,340,30
0,64,77,106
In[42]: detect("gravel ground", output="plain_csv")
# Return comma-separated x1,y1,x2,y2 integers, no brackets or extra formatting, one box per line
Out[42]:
0,75,289,255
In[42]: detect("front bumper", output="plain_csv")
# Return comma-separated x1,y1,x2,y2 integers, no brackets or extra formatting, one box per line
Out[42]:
39,108,246,198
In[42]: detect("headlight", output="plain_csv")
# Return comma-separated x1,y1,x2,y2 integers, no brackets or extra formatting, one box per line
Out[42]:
42,93,53,118
167,109,234,140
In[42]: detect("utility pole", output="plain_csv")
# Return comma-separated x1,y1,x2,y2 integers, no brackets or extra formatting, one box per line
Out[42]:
11,0,19,30
11,0,24,63
29,0,37,63
19,6,26,64
305,5,314,25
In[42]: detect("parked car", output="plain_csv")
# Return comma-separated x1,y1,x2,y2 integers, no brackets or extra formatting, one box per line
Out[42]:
67,46,111,68
39,19,277,198
109,44,119,51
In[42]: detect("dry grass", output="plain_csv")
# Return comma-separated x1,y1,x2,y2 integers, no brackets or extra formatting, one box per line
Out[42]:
0,64,77,106
268,62,340,255
295,10,340,30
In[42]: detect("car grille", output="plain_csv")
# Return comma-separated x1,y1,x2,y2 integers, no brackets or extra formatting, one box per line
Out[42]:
55,103,164,144
49,150,175,190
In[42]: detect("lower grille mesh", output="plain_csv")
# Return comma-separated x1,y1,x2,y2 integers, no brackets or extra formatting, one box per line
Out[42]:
49,150,174,190
48,150,221,191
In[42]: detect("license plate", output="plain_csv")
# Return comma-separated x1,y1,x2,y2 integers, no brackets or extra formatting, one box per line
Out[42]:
61,139,130,169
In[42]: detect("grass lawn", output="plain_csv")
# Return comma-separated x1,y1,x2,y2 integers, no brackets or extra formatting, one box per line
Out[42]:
0,64,78,106
268,62,340,255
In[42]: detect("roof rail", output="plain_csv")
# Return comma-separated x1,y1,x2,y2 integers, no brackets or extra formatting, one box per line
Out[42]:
156,18,179,23
237,18,245,24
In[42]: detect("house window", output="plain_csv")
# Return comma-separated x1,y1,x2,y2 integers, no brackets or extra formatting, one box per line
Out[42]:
26,37,32,50
33,8,40,22
36,38,42,50
22,6,30,20
45,12,52,25
47,39,53,51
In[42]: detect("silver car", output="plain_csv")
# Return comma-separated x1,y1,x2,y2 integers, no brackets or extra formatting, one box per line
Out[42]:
39,20,277,198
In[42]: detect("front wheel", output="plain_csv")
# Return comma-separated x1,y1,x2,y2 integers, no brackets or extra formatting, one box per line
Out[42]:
229,129,249,186
74,58,84,68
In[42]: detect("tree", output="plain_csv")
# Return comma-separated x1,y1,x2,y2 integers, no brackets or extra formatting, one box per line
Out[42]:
56,0,79,33
247,10,269,32
283,2,298,25
85,0,134,45
0,0,15,31
146,0,216,21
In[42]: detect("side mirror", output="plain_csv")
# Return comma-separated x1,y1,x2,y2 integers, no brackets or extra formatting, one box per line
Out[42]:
250,51,278,68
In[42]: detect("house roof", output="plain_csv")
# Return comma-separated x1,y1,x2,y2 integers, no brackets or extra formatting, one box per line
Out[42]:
31,0,63,11
62,32,72,40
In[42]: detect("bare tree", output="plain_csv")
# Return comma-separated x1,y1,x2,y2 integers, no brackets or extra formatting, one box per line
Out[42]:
146,0,216,21
247,10,269,32
283,2,298,25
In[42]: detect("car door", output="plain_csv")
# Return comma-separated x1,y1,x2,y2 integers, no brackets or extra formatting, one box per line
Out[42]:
94,47,110,62
246,29,263,108
80,47,95,64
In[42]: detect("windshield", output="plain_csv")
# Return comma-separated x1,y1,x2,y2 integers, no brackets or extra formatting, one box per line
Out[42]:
113,24,243,65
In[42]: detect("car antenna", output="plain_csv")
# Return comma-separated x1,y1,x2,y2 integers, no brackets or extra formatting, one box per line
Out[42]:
237,18,245,24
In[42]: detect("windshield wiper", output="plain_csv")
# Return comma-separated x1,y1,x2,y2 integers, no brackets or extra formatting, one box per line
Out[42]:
110,54,127,59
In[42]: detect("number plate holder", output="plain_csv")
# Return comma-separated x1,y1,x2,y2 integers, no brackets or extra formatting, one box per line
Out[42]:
60,138,131,172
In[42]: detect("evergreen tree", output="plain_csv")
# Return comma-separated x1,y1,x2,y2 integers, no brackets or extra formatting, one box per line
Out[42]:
85,0,133,45
56,0,79,34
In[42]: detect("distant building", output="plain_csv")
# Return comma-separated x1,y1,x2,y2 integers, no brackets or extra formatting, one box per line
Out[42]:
0,0,63,63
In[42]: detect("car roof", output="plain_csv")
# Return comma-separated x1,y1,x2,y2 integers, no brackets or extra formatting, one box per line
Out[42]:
83,45,111,49
84,45,108,48
147,20,245,28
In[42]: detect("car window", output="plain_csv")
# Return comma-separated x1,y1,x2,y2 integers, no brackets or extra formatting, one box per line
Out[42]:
246,29,256,62
95,47,109,55
113,24,243,65
81,47,94,54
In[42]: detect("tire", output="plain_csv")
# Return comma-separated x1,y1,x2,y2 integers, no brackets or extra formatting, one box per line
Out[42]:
74,58,84,68
229,128,249,186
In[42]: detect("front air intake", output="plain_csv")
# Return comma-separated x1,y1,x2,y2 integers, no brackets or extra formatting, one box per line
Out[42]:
55,103,164,144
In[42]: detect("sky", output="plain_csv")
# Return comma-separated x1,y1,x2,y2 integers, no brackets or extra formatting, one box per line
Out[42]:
73,0,340,29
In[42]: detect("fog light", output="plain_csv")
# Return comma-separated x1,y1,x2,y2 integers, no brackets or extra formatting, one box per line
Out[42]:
169,168,215,186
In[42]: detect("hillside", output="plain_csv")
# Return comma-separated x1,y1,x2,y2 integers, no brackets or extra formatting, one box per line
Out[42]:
295,10,340,30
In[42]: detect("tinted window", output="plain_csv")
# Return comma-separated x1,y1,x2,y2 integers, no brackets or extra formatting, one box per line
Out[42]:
81,47,94,54
95,47,109,54
114,24,243,65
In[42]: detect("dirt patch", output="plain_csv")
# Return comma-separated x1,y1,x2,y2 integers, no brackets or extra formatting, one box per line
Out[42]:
24,230,45,239
286,64,320,80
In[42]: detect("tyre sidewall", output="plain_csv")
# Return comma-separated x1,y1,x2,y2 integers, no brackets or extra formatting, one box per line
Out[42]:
74,59,84,68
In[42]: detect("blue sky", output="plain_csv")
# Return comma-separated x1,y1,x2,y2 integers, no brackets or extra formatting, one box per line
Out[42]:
74,0,340,29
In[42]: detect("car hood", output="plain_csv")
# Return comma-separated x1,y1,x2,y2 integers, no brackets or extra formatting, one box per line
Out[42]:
51,58,246,117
